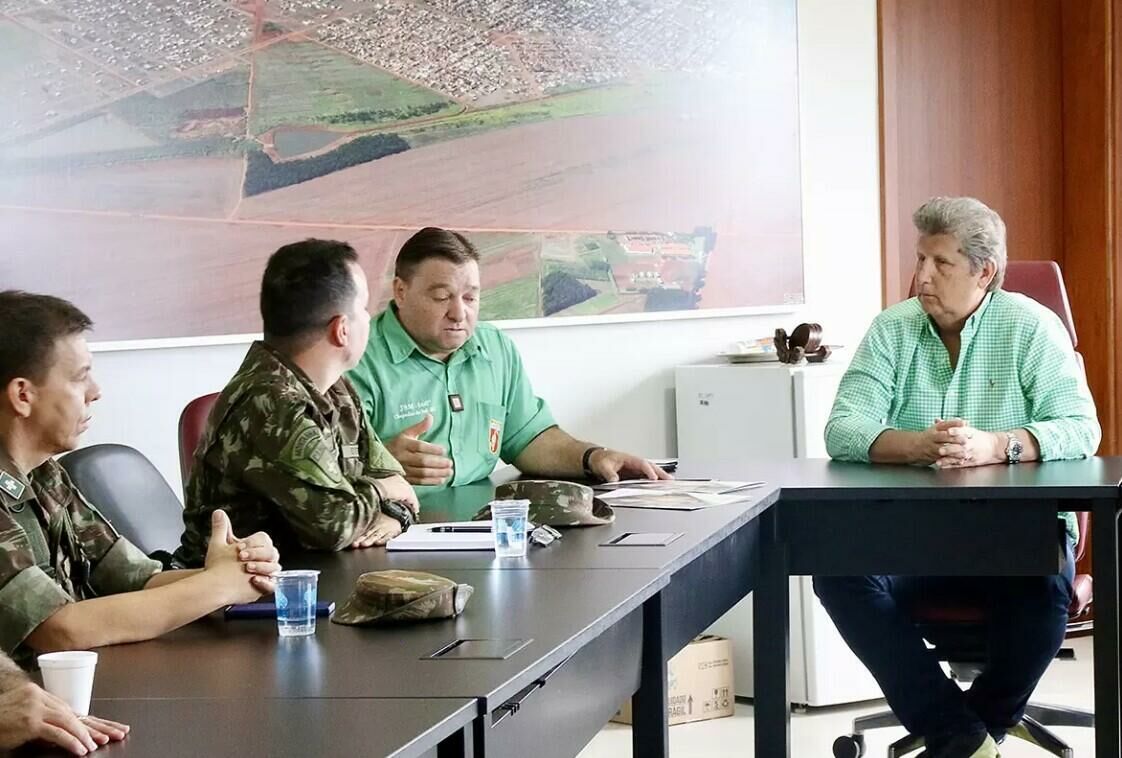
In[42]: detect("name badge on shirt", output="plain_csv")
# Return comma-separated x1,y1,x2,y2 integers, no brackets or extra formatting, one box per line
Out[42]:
341,444,360,459
449,394,464,413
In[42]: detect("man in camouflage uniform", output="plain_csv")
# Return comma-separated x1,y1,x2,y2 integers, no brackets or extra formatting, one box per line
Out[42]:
0,291,279,665
175,239,419,567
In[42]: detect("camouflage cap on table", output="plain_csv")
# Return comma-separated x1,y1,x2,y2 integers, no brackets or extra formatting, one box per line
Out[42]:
473,480,615,527
331,570,473,626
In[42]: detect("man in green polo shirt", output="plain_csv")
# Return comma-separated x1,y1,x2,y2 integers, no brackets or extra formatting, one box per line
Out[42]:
348,227,670,493
815,197,1100,758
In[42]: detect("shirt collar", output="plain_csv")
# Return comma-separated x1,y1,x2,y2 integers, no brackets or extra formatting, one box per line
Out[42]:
250,341,337,418
924,291,995,339
0,442,34,509
963,290,994,333
380,305,488,366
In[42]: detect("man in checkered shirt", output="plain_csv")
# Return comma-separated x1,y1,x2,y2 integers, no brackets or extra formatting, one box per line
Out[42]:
814,197,1100,758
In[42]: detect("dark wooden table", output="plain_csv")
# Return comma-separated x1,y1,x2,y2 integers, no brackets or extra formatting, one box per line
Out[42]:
15,698,477,758
90,567,667,758
399,476,781,758
737,458,1122,758
42,459,1119,757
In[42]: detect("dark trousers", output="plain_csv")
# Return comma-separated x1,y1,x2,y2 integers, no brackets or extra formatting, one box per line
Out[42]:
812,533,1075,747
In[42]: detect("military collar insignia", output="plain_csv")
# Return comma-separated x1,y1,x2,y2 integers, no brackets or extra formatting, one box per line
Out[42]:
0,470,26,501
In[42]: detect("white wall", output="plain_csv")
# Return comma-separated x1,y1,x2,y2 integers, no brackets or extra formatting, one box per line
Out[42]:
81,0,882,496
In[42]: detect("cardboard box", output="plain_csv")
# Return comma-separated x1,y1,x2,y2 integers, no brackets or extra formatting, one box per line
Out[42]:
613,634,735,726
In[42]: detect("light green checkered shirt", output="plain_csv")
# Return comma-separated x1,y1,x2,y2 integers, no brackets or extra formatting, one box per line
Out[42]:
825,290,1101,543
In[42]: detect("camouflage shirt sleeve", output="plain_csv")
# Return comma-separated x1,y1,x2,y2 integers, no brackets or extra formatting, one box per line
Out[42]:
360,409,404,479
58,466,162,596
235,392,386,551
0,507,72,657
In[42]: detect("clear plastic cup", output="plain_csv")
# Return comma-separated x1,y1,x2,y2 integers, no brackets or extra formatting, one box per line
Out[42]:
490,499,530,558
274,570,320,637
38,651,98,716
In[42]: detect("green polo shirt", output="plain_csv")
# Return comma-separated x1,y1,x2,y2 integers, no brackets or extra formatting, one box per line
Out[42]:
826,290,1101,543
348,307,557,493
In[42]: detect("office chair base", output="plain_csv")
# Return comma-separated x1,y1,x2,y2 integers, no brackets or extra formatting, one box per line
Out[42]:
1024,702,1095,729
832,734,865,758
839,710,1083,758
1008,716,1074,758
885,733,924,758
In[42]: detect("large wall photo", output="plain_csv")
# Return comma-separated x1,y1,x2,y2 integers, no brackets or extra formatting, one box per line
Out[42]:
0,0,803,342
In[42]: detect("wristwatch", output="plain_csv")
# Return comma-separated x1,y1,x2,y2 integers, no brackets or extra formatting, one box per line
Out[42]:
1004,432,1023,464
381,499,415,532
582,446,605,480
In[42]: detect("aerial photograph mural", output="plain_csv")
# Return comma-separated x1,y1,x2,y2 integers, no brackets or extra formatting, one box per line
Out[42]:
0,0,802,341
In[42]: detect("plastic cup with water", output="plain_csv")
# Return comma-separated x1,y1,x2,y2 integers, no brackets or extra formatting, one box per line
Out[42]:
275,569,320,637
38,651,98,716
490,499,530,558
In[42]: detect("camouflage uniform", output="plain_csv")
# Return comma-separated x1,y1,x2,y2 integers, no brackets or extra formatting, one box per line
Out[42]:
175,342,405,566
0,444,161,662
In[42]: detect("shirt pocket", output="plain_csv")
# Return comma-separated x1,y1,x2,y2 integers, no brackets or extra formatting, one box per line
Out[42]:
473,401,507,463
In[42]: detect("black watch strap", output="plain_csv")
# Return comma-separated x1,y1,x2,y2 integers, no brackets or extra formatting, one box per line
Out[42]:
582,446,605,480
381,499,415,532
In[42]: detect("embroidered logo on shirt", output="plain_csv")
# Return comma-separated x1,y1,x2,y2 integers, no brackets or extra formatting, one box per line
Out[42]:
0,471,25,500
488,419,502,456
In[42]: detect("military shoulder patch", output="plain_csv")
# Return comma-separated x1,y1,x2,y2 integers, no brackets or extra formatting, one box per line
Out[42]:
0,471,26,500
278,424,345,488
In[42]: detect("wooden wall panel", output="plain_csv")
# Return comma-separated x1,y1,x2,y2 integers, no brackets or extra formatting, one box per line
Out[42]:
880,0,1064,304
880,0,1118,456
1060,0,1116,456
1115,0,1122,460
880,0,1119,607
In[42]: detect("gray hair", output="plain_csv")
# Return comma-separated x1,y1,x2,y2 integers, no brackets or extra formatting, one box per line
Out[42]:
912,196,1007,291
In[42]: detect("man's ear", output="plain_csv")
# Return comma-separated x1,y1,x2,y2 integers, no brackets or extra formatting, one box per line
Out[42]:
978,259,998,291
5,378,35,419
327,314,348,349
392,277,407,305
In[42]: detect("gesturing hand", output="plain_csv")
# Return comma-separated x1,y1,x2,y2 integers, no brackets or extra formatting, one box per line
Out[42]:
386,414,454,486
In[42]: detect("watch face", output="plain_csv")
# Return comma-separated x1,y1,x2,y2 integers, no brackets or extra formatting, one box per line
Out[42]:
1008,436,1023,461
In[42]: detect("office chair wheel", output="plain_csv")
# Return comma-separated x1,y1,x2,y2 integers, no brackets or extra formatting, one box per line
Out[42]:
832,734,865,758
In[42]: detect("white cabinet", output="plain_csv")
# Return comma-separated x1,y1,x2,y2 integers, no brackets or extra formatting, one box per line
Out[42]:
674,360,883,707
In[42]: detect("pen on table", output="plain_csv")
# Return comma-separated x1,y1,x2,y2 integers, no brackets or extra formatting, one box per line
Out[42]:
717,482,765,495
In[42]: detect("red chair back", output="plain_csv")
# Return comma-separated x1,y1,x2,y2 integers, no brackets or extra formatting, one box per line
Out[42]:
178,393,219,486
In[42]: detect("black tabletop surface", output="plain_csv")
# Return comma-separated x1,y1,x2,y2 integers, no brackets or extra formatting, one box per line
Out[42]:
682,457,1122,500
14,697,476,758
339,480,779,574
90,568,665,708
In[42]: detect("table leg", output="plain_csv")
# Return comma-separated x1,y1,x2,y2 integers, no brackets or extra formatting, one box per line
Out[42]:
754,513,790,758
437,723,470,758
1092,498,1120,758
632,592,670,758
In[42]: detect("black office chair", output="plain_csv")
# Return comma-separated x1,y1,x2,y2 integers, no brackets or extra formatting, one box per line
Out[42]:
60,444,185,567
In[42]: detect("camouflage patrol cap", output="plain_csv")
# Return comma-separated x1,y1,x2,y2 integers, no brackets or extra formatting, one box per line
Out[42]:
331,570,474,626
474,480,616,527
